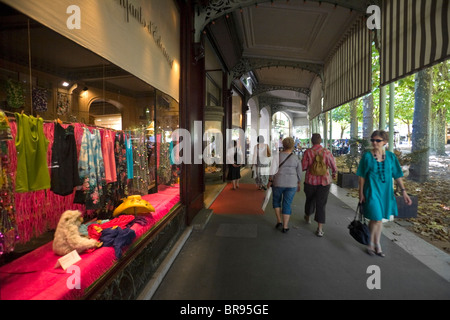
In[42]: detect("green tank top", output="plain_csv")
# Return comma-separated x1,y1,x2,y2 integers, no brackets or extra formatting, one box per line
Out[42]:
15,113,50,192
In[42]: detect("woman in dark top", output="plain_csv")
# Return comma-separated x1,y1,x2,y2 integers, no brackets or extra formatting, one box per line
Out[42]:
227,140,243,190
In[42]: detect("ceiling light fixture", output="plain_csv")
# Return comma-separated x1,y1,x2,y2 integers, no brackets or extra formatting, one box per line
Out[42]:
62,81,70,87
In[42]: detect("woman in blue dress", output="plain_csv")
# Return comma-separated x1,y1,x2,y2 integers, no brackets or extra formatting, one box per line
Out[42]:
357,131,412,257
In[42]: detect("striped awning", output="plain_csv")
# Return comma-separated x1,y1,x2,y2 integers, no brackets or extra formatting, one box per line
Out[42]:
309,75,323,120
323,17,372,113
381,0,450,86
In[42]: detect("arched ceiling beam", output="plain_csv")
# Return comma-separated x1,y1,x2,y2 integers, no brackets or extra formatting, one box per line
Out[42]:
194,0,381,42
259,96,308,108
271,105,308,116
232,57,323,82
252,84,310,98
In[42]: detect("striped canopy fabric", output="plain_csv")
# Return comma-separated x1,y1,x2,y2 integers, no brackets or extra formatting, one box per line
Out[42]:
309,75,323,120
381,0,450,86
323,17,372,113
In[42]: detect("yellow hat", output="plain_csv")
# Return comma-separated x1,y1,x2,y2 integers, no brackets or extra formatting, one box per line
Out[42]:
113,195,155,217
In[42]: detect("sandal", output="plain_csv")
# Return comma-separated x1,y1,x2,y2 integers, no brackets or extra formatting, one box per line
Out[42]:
375,245,385,257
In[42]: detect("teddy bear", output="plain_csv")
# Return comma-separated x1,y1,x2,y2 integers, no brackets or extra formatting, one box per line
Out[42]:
53,210,101,256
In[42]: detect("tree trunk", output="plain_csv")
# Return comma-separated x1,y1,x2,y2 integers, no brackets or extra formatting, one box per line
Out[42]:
409,68,432,183
435,107,447,155
349,99,358,156
362,93,374,140
350,99,358,139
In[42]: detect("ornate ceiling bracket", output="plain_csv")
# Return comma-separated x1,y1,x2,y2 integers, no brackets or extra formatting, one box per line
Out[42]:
194,0,381,42
195,0,264,42
252,84,311,98
231,57,323,82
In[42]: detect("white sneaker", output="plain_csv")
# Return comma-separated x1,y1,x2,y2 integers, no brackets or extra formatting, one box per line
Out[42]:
316,229,324,237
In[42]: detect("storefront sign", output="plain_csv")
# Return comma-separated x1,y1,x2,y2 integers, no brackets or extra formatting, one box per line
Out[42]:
115,0,174,68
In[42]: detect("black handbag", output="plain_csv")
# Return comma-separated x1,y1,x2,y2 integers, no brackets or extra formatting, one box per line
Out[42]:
348,203,370,245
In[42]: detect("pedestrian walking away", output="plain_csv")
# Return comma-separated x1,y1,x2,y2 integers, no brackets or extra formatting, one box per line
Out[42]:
252,135,271,190
302,133,337,237
356,130,412,257
226,140,243,190
268,137,302,233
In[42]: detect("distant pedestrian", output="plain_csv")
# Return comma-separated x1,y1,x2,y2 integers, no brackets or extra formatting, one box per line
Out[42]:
357,130,412,257
268,137,302,233
252,135,271,190
227,140,243,190
302,133,337,237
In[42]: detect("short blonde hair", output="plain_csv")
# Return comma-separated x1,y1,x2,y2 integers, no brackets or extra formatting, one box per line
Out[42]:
282,137,294,150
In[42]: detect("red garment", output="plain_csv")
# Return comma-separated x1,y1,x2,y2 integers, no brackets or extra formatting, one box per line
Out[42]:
87,215,135,241
101,129,117,183
302,145,337,186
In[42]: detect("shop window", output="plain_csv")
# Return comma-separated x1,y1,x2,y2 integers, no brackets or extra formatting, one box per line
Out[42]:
204,72,224,183
0,3,180,300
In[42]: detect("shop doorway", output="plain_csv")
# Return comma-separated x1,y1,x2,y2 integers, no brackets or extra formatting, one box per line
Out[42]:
89,99,123,130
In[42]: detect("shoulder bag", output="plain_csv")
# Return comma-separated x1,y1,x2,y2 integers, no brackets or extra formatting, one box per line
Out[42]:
348,203,370,245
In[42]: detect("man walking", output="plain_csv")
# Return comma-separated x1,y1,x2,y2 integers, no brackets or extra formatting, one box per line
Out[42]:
302,133,337,237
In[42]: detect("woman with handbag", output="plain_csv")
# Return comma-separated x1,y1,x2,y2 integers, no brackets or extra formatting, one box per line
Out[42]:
252,135,271,190
357,130,412,257
267,137,302,233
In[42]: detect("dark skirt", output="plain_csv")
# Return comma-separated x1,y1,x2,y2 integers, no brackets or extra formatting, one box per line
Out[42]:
227,164,241,180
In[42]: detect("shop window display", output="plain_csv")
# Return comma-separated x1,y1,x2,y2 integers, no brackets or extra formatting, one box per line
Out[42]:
0,5,180,300
204,73,224,182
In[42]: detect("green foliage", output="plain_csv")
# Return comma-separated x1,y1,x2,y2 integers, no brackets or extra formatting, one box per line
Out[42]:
332,50,449,142
342,137,369,174
431,60,450,122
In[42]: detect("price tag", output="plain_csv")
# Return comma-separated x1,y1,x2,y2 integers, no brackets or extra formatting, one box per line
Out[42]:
54,250,81,270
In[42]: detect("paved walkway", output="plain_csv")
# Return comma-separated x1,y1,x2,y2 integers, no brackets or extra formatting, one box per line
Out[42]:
140,168,450,301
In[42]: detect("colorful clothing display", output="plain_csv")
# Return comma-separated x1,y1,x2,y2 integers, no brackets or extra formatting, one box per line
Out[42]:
131,129,150,194
101,129,117,183
78,127,106,210
0,112,18,256
115,132,128,198
126,132,133,179
0,112,163,249
50,123,80,196
14,113,50,192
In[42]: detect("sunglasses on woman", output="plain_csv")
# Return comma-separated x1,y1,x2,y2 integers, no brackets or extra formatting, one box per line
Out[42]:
370,139,384,143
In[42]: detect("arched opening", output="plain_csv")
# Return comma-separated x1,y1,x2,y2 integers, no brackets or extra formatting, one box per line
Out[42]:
272,111,291,150
88,99,123,130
